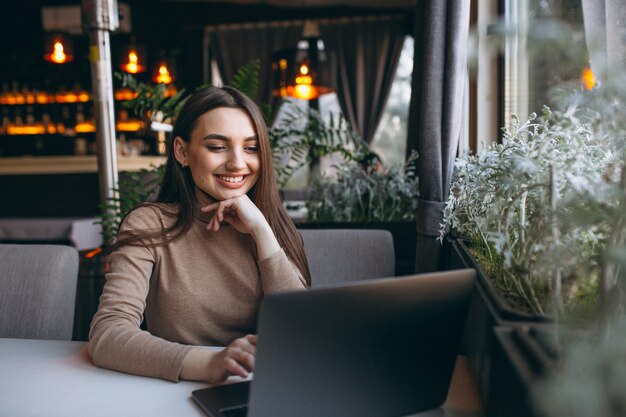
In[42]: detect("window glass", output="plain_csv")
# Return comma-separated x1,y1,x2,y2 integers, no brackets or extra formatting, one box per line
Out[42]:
370,35,413,167
504,0,586,124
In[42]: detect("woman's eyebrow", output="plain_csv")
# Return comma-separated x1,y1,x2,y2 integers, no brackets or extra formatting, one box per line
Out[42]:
201,134,258,141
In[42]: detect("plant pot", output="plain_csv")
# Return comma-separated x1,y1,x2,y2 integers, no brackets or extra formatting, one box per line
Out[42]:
444,237,553,413
296,221,417,276
454,239,550,323
488,325,558,417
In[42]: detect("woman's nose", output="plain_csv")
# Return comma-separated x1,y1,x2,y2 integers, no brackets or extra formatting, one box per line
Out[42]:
225,149,246,170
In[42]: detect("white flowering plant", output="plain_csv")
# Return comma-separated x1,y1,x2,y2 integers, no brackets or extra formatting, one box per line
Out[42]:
441,102,617,317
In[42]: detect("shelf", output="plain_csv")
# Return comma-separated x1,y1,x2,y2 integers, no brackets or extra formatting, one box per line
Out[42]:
0,155,166,175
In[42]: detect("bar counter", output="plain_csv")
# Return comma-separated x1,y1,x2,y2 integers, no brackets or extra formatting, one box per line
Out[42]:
0,155,166,175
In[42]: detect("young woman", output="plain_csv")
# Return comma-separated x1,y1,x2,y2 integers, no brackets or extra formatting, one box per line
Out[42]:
89,86,310,384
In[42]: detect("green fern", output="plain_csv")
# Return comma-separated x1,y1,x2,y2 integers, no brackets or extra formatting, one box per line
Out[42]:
97,164,166,244
230,59,260,101
229,59,275,123
115,72,189,122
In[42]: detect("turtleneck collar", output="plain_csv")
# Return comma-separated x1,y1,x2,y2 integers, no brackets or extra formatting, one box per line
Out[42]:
193,186,218,224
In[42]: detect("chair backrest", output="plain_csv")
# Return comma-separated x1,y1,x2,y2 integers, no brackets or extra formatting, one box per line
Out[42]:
0,244,79,340
299,229,395,287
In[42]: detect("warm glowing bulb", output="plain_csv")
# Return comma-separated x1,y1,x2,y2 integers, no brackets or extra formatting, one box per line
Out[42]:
294,84,313,100
51,42,67,64
299,64,309,75
122,50,146,74
581,67,596,90
155,64,173,84
279,59,287,70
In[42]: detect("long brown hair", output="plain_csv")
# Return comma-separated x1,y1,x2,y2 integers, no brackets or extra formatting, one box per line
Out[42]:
115,85,311,286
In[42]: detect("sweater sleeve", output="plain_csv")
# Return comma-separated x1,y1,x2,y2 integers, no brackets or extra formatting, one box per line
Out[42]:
88,205,192,382
258,248,308,293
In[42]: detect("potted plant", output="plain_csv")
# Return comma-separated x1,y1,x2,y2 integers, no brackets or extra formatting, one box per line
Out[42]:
298,150,419,276
439,83,626,414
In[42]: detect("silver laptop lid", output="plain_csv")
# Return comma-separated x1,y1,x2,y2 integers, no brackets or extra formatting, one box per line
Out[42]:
248,268,476,417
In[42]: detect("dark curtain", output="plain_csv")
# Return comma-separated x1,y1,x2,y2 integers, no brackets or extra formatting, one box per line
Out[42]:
209,23,304,105
406,0,470,273
582,0,626,83
319,16,410,144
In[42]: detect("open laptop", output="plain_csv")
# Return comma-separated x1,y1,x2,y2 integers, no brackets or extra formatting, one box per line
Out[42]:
192,268,476,417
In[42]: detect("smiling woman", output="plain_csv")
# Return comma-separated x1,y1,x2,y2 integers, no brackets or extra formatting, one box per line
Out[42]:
174,107,261,202
88,86,310,384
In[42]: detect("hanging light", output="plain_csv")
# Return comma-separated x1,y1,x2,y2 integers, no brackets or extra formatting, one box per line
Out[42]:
272,22,335,101
152,59,175,85
43,33,74,64
120,43,147,74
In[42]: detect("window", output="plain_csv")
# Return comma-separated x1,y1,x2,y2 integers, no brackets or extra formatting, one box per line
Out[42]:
370,36,413,167
504,0,585,124
473,0,586,151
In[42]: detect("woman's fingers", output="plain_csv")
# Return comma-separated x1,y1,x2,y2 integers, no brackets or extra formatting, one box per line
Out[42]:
217,335,257,380
200,202,220,213
227,348,255,373
244,334,257,346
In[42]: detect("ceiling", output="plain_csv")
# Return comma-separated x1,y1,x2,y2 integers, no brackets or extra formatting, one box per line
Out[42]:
161,0,416,8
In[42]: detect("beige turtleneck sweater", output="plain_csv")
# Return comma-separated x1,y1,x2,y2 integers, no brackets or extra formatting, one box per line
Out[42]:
88,195,306,382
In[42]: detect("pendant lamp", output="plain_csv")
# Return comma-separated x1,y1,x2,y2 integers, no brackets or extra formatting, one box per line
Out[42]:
43,33,74,64
120,42,147,74
152,59,175,85
272,21,335,101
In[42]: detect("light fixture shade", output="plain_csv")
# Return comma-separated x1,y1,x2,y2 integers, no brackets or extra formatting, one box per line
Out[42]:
43,33,74,64
120,44,147,74
272,37,336,100
152,59,176,85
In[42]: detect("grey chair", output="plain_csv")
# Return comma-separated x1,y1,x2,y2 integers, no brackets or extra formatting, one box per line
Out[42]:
299,229,395,287
0,244,79,340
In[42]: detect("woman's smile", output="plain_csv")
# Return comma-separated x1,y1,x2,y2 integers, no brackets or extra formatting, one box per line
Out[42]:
215,174,250,188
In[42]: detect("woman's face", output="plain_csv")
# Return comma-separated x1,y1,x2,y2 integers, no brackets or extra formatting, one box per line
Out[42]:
174,107,261,201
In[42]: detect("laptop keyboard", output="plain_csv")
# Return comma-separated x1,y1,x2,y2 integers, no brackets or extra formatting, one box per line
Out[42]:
221,405,248,417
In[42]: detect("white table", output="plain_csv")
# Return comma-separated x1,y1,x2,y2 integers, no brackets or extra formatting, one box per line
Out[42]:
0,338,483,417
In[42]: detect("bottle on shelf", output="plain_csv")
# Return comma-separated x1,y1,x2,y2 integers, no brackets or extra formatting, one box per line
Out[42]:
1,108,9,135
0,83,9,105
42,113,57,134
74,82,90,103
75,104,95,133
59,105,73,135
23,86,35,105
11,81,25,105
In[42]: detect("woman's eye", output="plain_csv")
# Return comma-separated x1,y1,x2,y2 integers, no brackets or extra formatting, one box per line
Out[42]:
245,145,259,152
208,146,226,152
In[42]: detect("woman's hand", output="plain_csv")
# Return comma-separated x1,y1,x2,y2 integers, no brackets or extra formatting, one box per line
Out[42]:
181,335,257,384
206,334,257,383
200,195,280,260
201,194,266,235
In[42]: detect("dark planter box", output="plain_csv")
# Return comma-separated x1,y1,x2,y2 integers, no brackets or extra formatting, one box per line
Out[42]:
296,221,417,277
445,237,553,414
490,325,558,417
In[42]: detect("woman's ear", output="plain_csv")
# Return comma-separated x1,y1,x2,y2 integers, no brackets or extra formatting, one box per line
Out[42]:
173,136,188,167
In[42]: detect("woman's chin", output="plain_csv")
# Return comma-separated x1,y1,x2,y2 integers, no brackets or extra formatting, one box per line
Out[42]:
212,189,249,201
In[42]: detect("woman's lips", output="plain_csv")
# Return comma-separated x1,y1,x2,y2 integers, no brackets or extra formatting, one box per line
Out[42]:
215,174,248,188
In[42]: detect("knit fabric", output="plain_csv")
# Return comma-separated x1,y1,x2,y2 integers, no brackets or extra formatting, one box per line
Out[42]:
88,195,306,382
